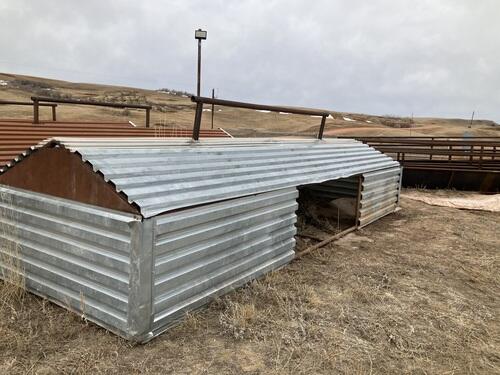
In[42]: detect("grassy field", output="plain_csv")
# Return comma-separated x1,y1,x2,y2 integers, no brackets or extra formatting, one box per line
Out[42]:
0,193,498,374
1,72,498,138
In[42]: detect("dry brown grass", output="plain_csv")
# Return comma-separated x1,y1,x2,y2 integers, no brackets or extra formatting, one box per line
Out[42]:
0,191,25,307
0,252,25,306
0,193,498,374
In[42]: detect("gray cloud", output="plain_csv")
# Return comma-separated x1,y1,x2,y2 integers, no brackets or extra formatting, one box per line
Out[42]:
1,0,499,121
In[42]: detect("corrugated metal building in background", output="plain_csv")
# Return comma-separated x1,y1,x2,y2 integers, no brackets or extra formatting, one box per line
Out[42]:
0,119,231,172
0,137,402,342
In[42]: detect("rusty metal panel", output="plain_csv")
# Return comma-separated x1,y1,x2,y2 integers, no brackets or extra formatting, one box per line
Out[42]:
18,137,399,218
0,120,231,171
0,184,142,338
358,166,402,227
150,188,298,335
0,148,140,215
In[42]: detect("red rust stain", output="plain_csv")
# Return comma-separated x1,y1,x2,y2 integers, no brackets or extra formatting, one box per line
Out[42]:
0,147,139,214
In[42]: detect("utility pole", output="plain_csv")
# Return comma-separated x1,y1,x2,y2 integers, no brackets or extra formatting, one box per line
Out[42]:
410,112,413,136
194,29,207,97
211,88,215,129
469,110,475,129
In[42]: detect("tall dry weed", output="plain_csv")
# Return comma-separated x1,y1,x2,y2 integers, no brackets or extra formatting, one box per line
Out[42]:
154,113,183,138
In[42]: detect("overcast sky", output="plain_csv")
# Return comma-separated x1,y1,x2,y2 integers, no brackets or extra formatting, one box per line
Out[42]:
1,0,499,121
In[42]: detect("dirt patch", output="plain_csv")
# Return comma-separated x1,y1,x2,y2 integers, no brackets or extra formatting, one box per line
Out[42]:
0,193,499,374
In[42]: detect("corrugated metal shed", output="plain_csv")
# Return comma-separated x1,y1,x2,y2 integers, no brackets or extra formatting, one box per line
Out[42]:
0,120,231,171
6,137,400,217
0,136,402,342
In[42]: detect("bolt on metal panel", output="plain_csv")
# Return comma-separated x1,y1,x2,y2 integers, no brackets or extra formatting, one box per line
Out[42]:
150,188,298,334
0,185,140,337
358,166,402,227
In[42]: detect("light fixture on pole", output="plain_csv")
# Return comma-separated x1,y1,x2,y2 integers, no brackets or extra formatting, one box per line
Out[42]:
195,28,207,97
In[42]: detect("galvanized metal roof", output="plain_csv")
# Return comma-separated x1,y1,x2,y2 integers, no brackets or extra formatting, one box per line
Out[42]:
0,120,231,170
17,137,399,218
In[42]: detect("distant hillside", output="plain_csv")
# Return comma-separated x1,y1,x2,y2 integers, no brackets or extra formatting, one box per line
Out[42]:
1,72,498,137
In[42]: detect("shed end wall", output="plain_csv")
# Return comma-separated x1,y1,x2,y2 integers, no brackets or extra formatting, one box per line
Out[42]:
0,147,139,215
0,185,140,337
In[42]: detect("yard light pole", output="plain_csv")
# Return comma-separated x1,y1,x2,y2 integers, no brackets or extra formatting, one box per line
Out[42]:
195,28,207,97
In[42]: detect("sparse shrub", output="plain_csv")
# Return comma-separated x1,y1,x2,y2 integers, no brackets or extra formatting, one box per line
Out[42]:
10,79,52,91
381,116,414,128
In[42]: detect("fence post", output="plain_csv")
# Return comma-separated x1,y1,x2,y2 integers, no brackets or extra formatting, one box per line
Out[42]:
145,108,150,128
429,137,434,160
51,105,57,121
318,115,327,139
479,145,484,169
33,99,39,124
193,102,203,141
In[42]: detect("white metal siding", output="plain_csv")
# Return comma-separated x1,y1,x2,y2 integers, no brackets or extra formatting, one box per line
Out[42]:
358,167,402,227
0,185,140,334
151,188,298,333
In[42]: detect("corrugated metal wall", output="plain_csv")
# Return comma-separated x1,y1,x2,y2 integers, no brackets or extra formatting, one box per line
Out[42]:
358,166,402,227
0,185,140,336
151,188,298,334
302,176,359,200
0,123,230,172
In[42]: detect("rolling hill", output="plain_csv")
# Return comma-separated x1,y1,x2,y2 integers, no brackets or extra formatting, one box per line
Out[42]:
1,72,498,138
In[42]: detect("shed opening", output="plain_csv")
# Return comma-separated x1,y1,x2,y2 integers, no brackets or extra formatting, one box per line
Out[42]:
296,176,361,251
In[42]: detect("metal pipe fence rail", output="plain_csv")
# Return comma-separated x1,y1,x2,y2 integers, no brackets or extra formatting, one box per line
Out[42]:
0,100,58,121
338,136,500,192
31,96,152,127
190,96,330,140
341,136,500,172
